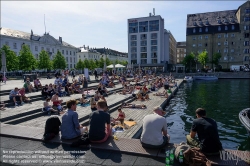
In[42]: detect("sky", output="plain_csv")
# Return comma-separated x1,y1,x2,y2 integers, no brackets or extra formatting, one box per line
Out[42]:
1,1,246,52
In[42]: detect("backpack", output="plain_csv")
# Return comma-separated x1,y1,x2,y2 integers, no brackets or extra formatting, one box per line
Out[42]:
43,133,56,141
70,132,90,147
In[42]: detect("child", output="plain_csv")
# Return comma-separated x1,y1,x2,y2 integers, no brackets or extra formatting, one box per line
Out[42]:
114,107,125,125
43,98,59,115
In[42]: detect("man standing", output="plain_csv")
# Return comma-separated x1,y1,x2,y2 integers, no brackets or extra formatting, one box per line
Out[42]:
141,107,170,148
94,69,98,80
89,100,111,143
186,108,222,154
61,99,87,139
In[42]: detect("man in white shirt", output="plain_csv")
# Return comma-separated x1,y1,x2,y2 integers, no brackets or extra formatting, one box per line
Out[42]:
140,107,170,148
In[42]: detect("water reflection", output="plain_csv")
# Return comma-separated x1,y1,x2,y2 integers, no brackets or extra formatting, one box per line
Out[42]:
165,79,250,151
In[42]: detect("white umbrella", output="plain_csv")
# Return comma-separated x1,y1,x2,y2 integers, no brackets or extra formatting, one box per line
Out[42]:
115,64,125,68
107,64,113,68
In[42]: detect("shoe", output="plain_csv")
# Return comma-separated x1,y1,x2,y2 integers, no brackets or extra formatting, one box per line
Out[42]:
21,102,25,105
15,103,18,106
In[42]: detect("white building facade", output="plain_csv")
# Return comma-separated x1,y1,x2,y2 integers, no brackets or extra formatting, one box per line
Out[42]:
0,27,78,69
128,15,168,67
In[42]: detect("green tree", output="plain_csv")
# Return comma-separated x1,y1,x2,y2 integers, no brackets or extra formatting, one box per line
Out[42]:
0,45,19,71
83,59,90,69
37,50,52,70
105,57,112,66
211,53,222,68
198,50,209,68
182,52,195,71
75,59,85,70
52,51,67,69
95,59,99,68
18,44,37,71
89,59,97,70
98,57,105,68
120,60,128,66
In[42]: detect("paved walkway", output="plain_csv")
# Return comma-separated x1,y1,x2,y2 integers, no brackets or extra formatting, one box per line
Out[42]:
0,75,98,91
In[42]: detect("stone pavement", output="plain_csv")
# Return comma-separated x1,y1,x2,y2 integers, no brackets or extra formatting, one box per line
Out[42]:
0,136,167,166
0,75,98,91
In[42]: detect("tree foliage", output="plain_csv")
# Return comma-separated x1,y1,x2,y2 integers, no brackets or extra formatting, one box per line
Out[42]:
0,45,19,71
182,52,195,70
18,44,37,71
211,53,222,67
37,50,52,70
89,59,97,70
83,59,90,69
198,50,209,68
75,59,85,70
52,51,67,69
98,57,105,68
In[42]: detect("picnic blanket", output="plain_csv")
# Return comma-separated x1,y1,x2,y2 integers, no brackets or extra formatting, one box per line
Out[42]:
124,121,137,128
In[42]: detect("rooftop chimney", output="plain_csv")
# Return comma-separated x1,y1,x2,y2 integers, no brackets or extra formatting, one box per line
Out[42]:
153,8,155,15
59,36,62,43
149,13,151,17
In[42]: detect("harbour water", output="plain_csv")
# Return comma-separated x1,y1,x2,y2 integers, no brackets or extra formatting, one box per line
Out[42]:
166,79,250,151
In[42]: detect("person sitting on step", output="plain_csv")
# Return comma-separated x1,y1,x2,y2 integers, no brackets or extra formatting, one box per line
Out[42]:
51,93,63,112
122,102,147,109
90,97,97,112
112,107,125,125
43,98,59,115
19,87,31,103
9,87,25,106
136,87,149,101
80,94,89,105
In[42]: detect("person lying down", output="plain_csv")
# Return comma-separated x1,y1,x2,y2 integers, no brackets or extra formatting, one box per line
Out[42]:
121,102,147,109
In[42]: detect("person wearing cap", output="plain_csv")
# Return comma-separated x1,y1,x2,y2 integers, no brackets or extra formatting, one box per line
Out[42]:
140,107,170,149
186,108,222,154
61,99,87,139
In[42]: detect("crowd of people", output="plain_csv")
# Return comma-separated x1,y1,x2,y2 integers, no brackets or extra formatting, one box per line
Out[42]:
5,68,223,155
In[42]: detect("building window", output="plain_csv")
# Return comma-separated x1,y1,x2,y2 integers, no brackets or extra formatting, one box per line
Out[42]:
244,25,250,30
141,59,147,64
41,47,44,51
218,42,221,46
218,26,221,31
151,40,157,45
224,33,228,38
66,57,68,62
131,35,137,40
151,33,157,39
151,52,157,58
66,50,68,55
231,49,234,52
70,57,72,63
224,41,228,45
205,35,208,39
141,47,147,52
199,28,202,32
35,46,38,51
140,41,147,46
141,53,147,58
192,44,196,47
198,43,202,47
52,48,54,53
57,49,59,52
244,17,250,21
131,47,137,53
244,49,250,54
5,41,9,46
152,59,157,64
70,51,71,55
246,8,250,13
232,42,235,45
193,37,196,40
62,50,64,54
131,41,137,46
46,48,50,52
218,34,221,38
244,41,249,46
224,56,228,61
205,43,208,47
129,22,138,33
131,60,137,64
193,28,196,33
245,33,249,38
199,35,202,39
131,53,137,59
151,46,157,52
205,27,208,32
140,34,147,40
224,48,228,53
74,52,75,55
225,26,228,30
232,25,235,30
139,21,148,32
231,34,235,37
218,50,221,53
149,20,159,32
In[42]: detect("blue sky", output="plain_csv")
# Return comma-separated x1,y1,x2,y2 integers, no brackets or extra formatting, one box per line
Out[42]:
1,1,245,52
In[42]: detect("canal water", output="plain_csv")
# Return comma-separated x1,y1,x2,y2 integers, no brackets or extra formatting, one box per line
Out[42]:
166,79,250,151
